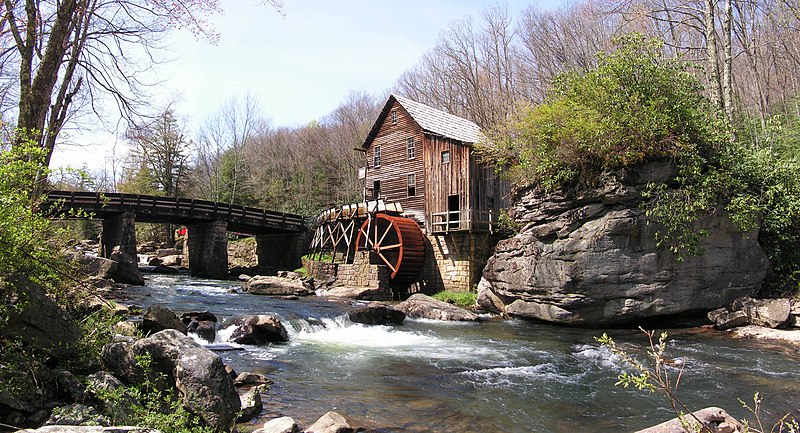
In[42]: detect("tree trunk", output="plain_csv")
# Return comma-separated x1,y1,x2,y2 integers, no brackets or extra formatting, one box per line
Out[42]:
722,0,733,125
705,0,723,110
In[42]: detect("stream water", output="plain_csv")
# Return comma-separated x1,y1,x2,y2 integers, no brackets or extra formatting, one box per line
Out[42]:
122,274,800,433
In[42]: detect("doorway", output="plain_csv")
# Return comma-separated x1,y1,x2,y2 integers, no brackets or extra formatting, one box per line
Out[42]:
447,194,460,230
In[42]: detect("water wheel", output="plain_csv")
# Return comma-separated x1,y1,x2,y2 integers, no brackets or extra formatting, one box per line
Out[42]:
356,214,426,286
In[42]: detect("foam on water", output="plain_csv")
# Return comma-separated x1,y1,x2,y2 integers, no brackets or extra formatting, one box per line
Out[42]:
292,316,440,349
458,363,584,387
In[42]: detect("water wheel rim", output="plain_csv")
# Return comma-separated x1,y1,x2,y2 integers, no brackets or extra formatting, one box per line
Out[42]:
355,214,408,279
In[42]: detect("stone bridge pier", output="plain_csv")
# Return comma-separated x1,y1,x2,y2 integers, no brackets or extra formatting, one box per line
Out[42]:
101,212,137,259
185,220,229,279
255,233,309,273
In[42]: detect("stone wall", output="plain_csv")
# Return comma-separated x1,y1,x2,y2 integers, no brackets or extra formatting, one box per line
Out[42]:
335,251,390,294
416,233,499,293
302,258,337,282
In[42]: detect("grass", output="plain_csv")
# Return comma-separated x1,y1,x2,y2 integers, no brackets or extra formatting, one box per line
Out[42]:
432,290,477,309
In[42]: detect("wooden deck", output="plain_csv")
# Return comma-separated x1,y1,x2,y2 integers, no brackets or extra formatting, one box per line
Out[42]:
44,191,306,234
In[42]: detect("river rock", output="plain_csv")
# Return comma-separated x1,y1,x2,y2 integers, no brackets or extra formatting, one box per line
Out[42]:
708,308,749,331
395,294,479,322
245,275,314,296
159,255,182,267
109,248,145,285
141,304,185,335
181,311,218,323
322,285,393,301
480,164,769,327
635,406,743,432
347,303,405,325
305,411,352,433
187,320,216,343
254,417,299,433
43,404,110,427
223,315,289,344
728,325,800,346
101,329,241,430
19,428,162,433
234,372,272,387
0,274,81,359
156,248,181,257
237,386,264,422
732,297,791,328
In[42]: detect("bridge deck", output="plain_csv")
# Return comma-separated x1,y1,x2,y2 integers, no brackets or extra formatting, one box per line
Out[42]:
45,191,306,234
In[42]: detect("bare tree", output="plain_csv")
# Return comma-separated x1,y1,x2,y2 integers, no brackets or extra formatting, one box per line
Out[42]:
0,0,282,184
192,93,267,205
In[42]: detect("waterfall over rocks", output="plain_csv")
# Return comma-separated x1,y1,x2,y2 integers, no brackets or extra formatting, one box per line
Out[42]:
479,162,770,327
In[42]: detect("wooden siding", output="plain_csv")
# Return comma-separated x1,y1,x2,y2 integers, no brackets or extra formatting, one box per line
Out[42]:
424,136,471,217
364,100,427,224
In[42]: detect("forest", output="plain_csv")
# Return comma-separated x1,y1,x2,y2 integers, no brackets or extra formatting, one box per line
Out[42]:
37,0,800,220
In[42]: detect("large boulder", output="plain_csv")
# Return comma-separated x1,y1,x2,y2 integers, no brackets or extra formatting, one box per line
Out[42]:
732,297,791,328
480,163,769,327
101,329,241,431
109,248,144,285
395,294,479,322
244,275,313,296
222,315,289,345
635,406,743,433
66,252,117,280
347,303,405,325
0,274,81,358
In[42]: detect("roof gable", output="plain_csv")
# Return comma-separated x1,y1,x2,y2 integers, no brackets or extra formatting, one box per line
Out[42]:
362,94,482,148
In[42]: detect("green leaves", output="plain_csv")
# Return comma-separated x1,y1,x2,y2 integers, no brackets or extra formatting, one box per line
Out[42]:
480,33,728,191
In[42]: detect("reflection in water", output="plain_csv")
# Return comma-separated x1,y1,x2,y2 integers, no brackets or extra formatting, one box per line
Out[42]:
123,274,800,433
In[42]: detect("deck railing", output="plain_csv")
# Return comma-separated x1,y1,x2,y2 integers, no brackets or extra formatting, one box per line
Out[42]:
430,209,495,234
44,190,305,233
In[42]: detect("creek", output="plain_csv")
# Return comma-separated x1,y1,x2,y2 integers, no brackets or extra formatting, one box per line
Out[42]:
122,274,800,433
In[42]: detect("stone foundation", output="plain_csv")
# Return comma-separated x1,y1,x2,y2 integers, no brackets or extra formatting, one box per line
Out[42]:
302,258,337,282
336,252,389,289
416,233,499,293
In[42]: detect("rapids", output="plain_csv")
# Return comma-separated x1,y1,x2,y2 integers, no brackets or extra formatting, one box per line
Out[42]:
121,274,800,433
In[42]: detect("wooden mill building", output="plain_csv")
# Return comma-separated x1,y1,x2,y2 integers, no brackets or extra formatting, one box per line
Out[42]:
307,94,509,296
359,94,506,234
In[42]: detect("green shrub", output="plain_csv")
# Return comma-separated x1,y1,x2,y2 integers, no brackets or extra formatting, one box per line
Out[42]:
432,290,477,309
480,33,728,191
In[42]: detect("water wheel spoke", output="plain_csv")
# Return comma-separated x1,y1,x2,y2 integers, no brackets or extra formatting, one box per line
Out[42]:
359,226,373,249
377,252,397,273
380,243,402,250
377,221,394,246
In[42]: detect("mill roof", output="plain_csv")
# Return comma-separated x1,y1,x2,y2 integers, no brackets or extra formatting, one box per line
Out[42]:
363,94,482,148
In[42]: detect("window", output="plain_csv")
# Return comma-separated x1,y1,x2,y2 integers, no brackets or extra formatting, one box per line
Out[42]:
391,110,397,125
373,146,382,168
407,137,415,159
441,150,450,164
407,173,416,197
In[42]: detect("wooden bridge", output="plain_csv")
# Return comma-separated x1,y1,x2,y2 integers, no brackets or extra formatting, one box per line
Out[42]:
45,191,308,279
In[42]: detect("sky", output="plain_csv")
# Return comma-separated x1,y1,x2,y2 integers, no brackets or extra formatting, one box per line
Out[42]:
51,0,562,171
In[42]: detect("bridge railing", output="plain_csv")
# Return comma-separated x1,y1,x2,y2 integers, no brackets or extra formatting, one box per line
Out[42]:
45,191,305,232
